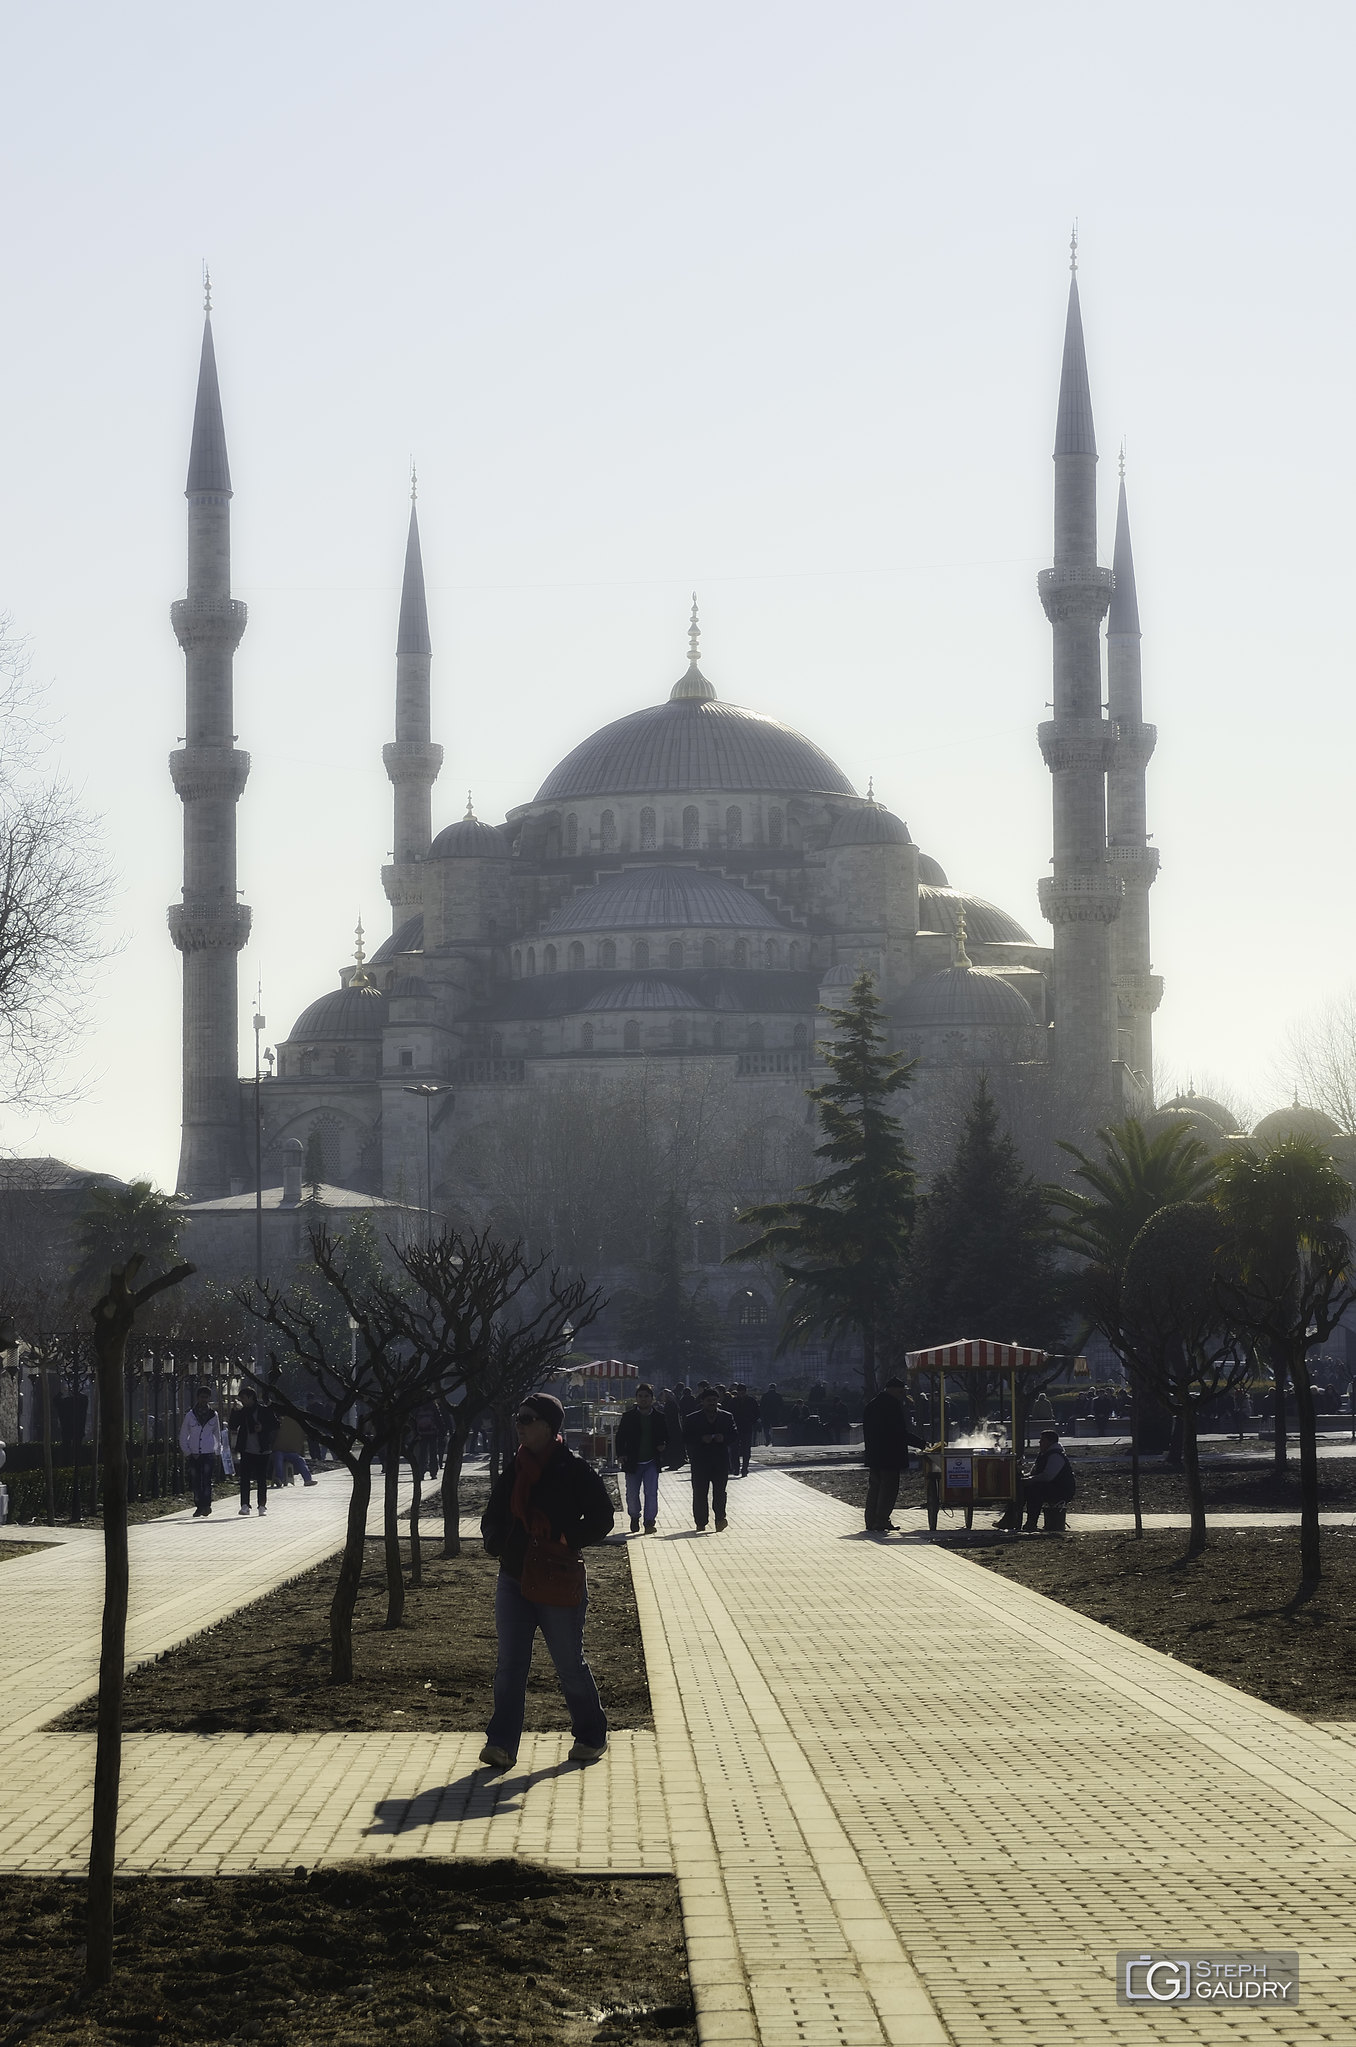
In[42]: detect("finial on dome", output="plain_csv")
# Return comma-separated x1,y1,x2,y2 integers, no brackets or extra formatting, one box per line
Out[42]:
464,790,476,821
954,902,971,969
688,592,700,666
351,915,379,992
866,774,876,803
669,593,717,702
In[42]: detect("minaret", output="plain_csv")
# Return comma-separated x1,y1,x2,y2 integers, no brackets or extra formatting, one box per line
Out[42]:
382,470,443,929
1106,455,1161,1092
169,282,251,1198
1036,236,1123,1110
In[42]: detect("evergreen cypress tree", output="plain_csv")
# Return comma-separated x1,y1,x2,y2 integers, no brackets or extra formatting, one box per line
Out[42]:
727,970,914,1397
616,1190,724,1380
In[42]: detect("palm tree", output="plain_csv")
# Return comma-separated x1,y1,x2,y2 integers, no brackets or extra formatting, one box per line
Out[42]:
1213,1136,1356,1584
73,1181,183,1301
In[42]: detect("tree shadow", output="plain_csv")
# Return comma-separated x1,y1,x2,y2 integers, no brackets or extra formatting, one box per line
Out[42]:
366,1758,576,1835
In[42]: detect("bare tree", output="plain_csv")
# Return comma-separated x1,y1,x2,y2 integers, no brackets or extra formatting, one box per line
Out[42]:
0,617,114,1114
1280,989,1356,1137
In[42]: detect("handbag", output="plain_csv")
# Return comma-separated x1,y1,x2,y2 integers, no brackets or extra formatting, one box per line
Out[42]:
520,1532,585,1608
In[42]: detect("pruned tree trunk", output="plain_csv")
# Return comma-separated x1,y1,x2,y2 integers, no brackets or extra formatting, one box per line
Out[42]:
1291,1355,1322,1583
1272,1352,1288,1476
441,1433,465,1559
407,1452,423,1588
1181,1405,1206,1559
1129,1374,1143,1540
41,1367,55,1525
329,1455,372,1683
382,1440,404,1628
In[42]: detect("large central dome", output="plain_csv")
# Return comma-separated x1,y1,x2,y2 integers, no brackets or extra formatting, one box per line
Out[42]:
534,657,856,804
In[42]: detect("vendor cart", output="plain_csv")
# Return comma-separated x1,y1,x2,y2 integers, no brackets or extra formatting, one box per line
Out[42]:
904,1338,1048,1532
560,1357,639,1464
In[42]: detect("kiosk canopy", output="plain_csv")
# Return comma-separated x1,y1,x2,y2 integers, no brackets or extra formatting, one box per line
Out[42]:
905,1338,1047,1373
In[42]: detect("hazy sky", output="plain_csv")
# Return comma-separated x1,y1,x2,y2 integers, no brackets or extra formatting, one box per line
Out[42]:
3,0,1352,1185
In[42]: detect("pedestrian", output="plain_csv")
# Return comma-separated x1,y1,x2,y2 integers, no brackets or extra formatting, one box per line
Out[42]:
759,1381,785,1445
861,1374,923,1533
682,1385,739,1531
615,1382,668,1532
410,1398,442,1480
229,1383,278,1516
179,1385,224,1517
660,1386,687,1467
478,1392,615,1771
272,1412,318,1487
729,1384,760,1477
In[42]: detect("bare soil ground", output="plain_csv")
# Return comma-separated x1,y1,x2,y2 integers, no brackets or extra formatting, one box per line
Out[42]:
795,1457,1356,1516
0,1539,55,1562
57,1539,650,1736
0,1864,695,2047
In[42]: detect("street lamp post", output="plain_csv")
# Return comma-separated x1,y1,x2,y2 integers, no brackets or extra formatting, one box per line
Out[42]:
253,997,267,1296
404,1083,454,1244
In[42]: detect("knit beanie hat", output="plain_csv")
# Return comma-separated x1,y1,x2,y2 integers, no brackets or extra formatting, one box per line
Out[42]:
522,1392,565,1431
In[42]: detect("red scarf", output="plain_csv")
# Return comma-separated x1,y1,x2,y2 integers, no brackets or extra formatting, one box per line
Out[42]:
510,1437,561,1537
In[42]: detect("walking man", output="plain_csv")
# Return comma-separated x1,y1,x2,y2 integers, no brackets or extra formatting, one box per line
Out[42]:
615,1382,668,1533
179,1385,223,1517
730,1384,761,1476
862,1374,922,1533
682,1385,739,1531
229,1383,278,1516
758,1381,785,1446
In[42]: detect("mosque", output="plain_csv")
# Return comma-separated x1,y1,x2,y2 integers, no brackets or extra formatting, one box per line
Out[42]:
172,255,1164,1338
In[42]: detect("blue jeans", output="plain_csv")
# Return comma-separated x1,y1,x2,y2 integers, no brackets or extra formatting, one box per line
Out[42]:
485,1568,607,1758
624,1461,660,1525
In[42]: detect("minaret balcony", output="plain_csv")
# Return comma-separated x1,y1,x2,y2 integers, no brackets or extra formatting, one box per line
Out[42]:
1111,719,1157,769
167,897,252,955
382,861,426,913
1038,872,1124,925
1114,971,1164,1014
1037,564,1113,624
170,596,248,651
1105,844,1160,889
1037,719,1118,774
383,740,445,786
169,746,251,804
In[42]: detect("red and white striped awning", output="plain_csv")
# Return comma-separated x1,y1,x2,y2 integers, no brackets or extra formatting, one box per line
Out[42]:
905,1338,1048,1373
563,1358,640,1381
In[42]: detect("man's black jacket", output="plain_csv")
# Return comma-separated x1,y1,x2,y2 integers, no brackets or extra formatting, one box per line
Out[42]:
731,1391,761,1437
1028,1444,1077,1503
614,1406,670,1473
682,1404,740,1468
862,1391,922,1470
481,1442,616,1579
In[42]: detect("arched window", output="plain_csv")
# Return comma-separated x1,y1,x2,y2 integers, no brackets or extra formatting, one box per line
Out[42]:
527,1026,543,1056
333,1047,352,1077
789,941,801,971
793,1022,807,1050
640,806,656,850
526,946,536,976
600,939,617,969
747,1022,764,1050
726,806,742,848
600,810,617,851
764,939,778,968
738,1292,769,1327
569,941,585,972
711,1021,724,1050
624,1019,641,1053
512,949,522,977
683,804,700,849
633,939,649,970
768,807,785,849
581,1022,594,1052
565,814,578,856
702,937,717,968
670,1017,689,1048
544,944,557,973
491,1032,504,1058
668,940,684,970
298,1050,316,1077
733,939,749,968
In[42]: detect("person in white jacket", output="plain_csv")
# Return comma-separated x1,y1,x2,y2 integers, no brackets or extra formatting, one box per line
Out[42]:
179,1389,224,1517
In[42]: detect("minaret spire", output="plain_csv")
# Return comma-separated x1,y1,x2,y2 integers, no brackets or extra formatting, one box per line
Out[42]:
1036,246,1122,1112
382,480,444,930
670,590,716,702
169,295,252,1197
1106,459,1161,1094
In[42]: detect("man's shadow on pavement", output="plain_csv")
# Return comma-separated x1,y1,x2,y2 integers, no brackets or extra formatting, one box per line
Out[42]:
366,1759,576,1835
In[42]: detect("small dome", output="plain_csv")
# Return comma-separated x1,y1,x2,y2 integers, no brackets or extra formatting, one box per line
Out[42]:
430,815,506,859
917,886,1033,946
898,967,1036,1028
288,983,387,1042
1141,1106,1230,1150
583,977,707,1012
917,853,950,886
388,975,429,1000
543,865,785,935
1252,1102,1343,1144
1161,1092,1240,1136
371,913,422,965
828,805,911,848
819,963,858,988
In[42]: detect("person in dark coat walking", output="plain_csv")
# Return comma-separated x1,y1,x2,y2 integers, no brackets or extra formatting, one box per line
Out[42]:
682,1387,739,1531
228,1385,279,1516
758,1382,785,1445
479,1392,616,1770
861,1375,923,1532
615,1383,669,1533
730,1385,761,1476
660,1388,686,1467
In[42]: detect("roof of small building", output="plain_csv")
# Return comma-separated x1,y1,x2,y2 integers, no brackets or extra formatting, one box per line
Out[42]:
534,696,856,803
917,886,1034,946
0,1157,127,1193
898,966,1037,1028
828,804,911,848
287,983,388,1043
542,864,788,935
185,1182,412,1214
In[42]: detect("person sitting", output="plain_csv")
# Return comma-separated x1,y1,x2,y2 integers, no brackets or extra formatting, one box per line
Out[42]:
1019,1430,1076,1531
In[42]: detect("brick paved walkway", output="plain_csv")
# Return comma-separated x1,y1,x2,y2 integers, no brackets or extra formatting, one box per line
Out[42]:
4,1464,1356,2042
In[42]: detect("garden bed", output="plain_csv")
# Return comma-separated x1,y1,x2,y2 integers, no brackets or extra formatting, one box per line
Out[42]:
795,1457,1356,1517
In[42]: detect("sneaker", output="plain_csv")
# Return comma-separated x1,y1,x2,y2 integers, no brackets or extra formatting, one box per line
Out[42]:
237,1507,251,1516
303,1478,317,1486
694,1522,708,1531
715,1516,728,1531
568,1739,607,1763
629,1515,640,1533
643,1522,656,1534
478,1744,515,1770
258,1504,267,1515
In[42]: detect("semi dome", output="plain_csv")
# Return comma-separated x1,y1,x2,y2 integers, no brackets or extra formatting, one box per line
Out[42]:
898,967,1036,1028
917,886,1033,946
388,975,429,999
288,983,387,1042
535,696,855,803
917,853,949,886
371,913,422,964
828,804,910,848
542,865,786,934
1252,1102,1343,1144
